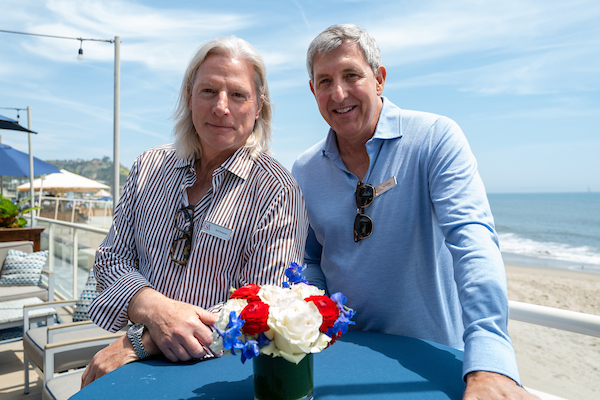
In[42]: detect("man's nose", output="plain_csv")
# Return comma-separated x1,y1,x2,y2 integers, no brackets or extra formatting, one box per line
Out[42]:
331,81,347,103
214,92,230,116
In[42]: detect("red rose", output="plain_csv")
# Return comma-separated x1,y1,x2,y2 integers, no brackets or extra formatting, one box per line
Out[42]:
240,301,270,335
231,284,261,302
305,295,339,332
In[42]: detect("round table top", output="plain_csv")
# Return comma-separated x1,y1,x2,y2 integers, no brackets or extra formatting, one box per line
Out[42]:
72,330,465,399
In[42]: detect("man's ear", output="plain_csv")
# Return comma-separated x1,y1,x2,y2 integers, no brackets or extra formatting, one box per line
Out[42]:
375,66,386,96
309,80,316,97
256,97,264,120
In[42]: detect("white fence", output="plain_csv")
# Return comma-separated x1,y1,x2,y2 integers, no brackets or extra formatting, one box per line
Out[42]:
34,195,113,228
36,216,109,300
509,300,600,338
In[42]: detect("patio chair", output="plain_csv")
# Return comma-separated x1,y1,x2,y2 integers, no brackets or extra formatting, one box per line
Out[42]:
22,269,126,394
0,240,54,302
42,332,126,400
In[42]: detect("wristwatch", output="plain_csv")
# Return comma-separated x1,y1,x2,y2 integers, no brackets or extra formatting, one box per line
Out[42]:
127,323,150,360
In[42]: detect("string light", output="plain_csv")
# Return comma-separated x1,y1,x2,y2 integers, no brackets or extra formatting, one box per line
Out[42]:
78,39,83,61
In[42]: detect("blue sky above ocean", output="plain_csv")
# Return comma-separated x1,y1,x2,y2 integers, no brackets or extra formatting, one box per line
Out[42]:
1,0,599,193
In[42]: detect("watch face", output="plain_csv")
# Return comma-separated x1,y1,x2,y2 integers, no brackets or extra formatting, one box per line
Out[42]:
129,323,144,336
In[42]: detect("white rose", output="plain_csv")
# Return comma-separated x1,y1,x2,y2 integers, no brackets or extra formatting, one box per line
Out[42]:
258,285,297,306
214,298,247,331
289,282,325,299
262,297,331,364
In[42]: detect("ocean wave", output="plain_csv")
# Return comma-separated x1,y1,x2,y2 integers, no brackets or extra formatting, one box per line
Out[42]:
497,232,600,266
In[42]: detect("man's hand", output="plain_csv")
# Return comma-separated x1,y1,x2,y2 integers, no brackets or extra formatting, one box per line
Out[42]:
463,371,541,399
128,287,219,362
81,335,139,388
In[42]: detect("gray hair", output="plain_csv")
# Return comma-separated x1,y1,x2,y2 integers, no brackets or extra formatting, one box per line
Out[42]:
306,24,382,83
173,36,272,160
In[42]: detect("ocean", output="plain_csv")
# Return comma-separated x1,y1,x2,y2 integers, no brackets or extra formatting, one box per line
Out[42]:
487,192,600,274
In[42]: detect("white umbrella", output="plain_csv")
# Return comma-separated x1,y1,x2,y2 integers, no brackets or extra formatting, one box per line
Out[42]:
94,189,112,198
17,169,110,195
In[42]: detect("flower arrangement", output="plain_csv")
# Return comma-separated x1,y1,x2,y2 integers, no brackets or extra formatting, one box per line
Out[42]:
210,262,355,364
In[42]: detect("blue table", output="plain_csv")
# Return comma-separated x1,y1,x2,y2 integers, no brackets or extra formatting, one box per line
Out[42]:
71,331,465,399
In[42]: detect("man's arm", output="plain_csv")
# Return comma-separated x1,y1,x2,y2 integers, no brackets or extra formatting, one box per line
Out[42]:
425,117,520,383
88,157,152,332
81,288,219,388
425,118,541,399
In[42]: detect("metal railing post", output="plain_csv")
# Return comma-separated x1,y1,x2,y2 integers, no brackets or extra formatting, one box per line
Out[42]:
48,223,55,272
72,228,78,298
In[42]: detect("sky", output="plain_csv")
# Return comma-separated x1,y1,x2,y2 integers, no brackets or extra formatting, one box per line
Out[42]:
0,0,598,193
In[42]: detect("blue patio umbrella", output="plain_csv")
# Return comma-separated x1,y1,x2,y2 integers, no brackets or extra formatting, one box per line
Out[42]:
0,143,59,177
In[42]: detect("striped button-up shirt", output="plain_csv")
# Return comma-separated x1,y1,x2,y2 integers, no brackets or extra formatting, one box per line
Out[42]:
88,144,308,332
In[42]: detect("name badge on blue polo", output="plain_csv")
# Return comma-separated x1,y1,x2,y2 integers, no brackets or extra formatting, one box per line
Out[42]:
374,176,397,197
201,221,232,241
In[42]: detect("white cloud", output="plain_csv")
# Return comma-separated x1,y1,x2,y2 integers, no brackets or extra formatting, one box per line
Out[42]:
4,0,257,72
372,0,599,63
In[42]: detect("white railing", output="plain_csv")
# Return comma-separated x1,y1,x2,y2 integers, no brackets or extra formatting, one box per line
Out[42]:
509,300,600,338
36,216,109,300
34,195,113,227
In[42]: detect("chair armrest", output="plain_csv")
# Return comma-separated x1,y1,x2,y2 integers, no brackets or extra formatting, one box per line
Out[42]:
23,300,77,334
41,269,55,302
47,320,100,343
43,332,127,381
23,299,77,312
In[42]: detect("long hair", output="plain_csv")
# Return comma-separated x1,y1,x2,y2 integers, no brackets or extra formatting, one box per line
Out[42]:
172,36,272,160
306,24,381,83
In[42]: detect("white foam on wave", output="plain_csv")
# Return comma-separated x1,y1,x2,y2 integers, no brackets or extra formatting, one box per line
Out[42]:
498,232,600,266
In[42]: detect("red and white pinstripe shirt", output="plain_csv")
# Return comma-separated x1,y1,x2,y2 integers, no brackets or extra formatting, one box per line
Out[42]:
88,144,308,332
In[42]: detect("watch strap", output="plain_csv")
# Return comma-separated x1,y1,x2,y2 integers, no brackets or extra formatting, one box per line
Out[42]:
127,323,150,360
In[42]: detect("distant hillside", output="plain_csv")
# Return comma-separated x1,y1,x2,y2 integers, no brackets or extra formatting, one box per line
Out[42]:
45,156,129,191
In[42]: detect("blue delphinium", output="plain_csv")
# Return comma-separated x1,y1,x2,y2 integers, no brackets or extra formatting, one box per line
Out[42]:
327,292,356,336
214,311,245,355
241,340,260,364
240,332,271,363
282,262,309,288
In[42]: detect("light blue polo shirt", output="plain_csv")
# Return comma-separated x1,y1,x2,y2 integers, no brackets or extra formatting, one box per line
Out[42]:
292,97,520,383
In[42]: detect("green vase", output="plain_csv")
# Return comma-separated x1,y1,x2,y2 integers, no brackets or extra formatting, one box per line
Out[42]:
252,353,314,400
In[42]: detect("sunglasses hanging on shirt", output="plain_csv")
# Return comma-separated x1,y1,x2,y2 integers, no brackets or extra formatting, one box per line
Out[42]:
354,181,375,242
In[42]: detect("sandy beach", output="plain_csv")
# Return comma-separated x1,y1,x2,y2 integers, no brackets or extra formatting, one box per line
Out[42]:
505,263,600,400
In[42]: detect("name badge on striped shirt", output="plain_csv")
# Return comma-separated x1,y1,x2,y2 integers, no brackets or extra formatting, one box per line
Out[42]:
201,221,232,241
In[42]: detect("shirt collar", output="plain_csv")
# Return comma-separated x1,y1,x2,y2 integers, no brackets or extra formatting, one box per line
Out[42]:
219,147,254,180
174,146,254,181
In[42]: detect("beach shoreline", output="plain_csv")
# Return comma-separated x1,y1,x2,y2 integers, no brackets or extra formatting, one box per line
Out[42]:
504,262,600,400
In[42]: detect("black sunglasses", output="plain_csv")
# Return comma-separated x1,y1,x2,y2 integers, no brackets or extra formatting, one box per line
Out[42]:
170,205,195,265
354,181,375,242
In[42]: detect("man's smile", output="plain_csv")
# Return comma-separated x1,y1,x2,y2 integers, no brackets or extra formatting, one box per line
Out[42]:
333,106,355,114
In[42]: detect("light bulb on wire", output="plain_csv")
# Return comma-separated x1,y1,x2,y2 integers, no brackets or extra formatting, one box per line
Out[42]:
77,40,83,61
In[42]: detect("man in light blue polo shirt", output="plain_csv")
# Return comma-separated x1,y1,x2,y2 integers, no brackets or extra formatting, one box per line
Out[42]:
292,24,539,399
